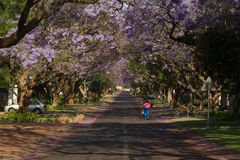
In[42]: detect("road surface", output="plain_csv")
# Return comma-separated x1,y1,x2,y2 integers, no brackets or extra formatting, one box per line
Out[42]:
38,92,216,160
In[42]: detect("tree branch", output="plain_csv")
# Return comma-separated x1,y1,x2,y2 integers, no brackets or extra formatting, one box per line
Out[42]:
18,0,35,29
0,0,99,49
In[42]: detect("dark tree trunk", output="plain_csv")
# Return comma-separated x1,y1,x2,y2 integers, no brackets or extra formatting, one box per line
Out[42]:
220,91,228,111
17,71,35,113
52,92,60,106
49,83,60,106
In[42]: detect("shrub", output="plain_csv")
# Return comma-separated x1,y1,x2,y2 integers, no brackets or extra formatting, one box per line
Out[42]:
47,104,66,111
202,99,208,107
0,111,39,123
90,97,100,103
36,117,56,123
192,99,201,106
79,97,89,104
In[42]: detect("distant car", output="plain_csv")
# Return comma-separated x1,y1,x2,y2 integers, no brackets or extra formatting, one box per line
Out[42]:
4,99,46,114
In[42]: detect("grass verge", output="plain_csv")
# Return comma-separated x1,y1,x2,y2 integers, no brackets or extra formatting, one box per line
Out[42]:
172,117,240,154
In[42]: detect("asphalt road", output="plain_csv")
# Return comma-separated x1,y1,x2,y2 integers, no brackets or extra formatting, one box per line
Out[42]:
39,92,213,160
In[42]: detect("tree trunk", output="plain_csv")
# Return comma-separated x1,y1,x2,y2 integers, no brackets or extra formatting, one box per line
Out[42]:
79,80,88,99
17,71,34,113
66,94,74,105
18,88,30,113
211,92,221,112
61,78,72,105
74,91,80,104
220,91,228,111
159,90,163,101
173,89,181,108
49,83,60,106
52,92,60,106
229,94,240,114
167,88,173,105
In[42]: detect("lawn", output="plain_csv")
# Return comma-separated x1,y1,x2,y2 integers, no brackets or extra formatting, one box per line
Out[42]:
172,117,240,154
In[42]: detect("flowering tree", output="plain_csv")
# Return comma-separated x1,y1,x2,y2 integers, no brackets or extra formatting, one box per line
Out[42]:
2,0,239,114
0,0,131,48
0,0,129,111
0,27,57,112
124,0,240,112
41,2,127,105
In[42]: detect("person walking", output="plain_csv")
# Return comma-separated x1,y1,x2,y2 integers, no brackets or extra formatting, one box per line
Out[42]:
143,100,151,119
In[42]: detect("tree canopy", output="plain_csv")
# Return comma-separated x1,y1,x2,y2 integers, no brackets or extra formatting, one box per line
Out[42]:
0,0,240,114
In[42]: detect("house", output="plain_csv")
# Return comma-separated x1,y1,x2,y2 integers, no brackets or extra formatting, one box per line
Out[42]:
0,85,18,110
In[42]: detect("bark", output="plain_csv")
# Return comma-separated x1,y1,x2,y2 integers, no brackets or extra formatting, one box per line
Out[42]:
229,94,240,114
16,65,50,112
17,71,36,112
177,71,203,100
79,79,88,99
211,92,221,112
220,91,228,111
52,92,60,106
159,90,163,101
167,88,173,105
18,88,31,113
60,77,79,105
173,88,181,108
62,78,71,105
0,0,41,48
66,94,74,105
48,82,60,106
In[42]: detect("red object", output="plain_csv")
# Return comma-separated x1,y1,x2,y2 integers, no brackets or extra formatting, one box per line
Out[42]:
144,102,151,108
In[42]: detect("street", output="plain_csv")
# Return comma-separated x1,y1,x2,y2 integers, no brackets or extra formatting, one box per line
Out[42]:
39,92,213,160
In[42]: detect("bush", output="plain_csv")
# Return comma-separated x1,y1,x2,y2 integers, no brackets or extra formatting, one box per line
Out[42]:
149,99,159,105
36,117,56,123
202,99,208,108
192,99,201,106
47,104,66,111
79,97,89,104
0,111,39,123
59,95,65,105
90,97,100,103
